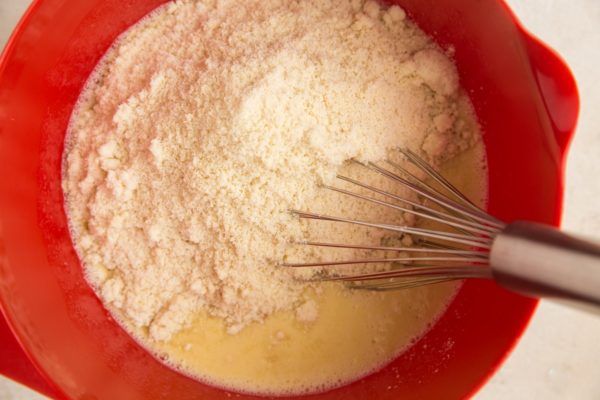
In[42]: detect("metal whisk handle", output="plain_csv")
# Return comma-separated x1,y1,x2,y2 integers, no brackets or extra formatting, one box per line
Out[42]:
490,221,600,313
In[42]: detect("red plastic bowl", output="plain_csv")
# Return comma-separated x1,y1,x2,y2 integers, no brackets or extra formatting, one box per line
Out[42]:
0,0,578,399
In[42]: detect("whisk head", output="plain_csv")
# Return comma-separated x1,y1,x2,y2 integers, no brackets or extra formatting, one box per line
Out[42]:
281,148,505,290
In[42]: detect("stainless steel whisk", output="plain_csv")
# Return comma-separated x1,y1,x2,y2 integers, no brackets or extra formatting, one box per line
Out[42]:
283,149,600,312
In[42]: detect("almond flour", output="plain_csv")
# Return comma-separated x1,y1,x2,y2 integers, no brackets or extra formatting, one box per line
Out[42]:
63,0,480,342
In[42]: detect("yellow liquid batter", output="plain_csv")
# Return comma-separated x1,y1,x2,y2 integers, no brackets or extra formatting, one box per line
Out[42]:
142,145,488,396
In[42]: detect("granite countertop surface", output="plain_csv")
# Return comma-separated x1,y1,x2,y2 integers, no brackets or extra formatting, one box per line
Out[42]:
1,1,599,399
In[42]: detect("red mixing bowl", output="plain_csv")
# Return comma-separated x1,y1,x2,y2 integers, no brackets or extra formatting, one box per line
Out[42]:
0,0,579,399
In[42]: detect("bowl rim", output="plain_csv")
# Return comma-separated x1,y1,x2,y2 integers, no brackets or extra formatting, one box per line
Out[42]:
0,0,579,398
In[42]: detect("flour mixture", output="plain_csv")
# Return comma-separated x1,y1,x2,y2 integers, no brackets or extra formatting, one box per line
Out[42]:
63,0,486,395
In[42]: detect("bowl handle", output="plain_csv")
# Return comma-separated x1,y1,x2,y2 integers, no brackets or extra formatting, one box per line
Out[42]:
519,29,580,155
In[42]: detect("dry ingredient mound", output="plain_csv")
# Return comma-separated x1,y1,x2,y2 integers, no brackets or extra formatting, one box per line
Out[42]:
63,0,479,341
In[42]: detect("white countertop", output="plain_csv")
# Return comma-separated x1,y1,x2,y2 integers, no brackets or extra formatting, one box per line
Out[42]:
1,1,599,399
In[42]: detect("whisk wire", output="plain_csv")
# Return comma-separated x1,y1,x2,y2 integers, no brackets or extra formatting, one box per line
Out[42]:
289,210,493,248
363,161,504,229
316,266,492,282
297,241,489,258
334,175,498,235
322,183,494,237
396,148,480,212
283,256,488,268
285,149,503,290
347,278,462,291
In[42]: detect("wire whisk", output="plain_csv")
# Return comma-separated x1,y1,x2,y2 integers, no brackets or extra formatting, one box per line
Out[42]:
281,149,600,312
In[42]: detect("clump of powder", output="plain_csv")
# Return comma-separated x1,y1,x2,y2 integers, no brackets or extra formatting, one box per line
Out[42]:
63,0,480,340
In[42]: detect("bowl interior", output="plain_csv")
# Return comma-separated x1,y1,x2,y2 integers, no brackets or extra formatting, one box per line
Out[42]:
0,0,577,399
